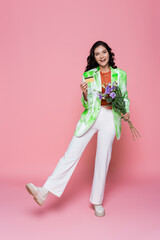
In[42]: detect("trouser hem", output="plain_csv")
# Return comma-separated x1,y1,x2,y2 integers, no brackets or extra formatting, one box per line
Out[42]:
43,186,61,198
89,199,102,205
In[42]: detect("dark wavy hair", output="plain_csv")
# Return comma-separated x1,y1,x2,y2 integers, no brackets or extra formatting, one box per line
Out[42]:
84,41,117,72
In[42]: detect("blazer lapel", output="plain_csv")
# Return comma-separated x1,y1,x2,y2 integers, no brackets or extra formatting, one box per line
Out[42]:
111,67,119,86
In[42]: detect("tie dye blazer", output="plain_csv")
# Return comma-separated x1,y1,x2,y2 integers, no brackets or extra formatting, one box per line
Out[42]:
74,65,130,140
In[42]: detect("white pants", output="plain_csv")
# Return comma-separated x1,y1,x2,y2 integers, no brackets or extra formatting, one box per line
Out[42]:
43,106,116,204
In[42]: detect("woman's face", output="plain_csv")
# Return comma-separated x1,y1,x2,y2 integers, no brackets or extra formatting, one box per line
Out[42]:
94,45,109,67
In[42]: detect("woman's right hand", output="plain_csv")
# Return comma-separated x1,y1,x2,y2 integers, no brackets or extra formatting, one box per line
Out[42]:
80,82,88,102
80,82,88,93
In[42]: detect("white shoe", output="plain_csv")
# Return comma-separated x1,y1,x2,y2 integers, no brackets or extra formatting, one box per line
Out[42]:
94,204,105,217
25,183,49,206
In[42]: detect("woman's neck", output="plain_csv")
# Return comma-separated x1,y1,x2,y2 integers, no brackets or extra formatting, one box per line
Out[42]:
100,65,111,73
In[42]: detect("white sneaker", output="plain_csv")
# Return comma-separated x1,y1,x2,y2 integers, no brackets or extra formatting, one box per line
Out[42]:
94,204,105,217
25,183,49,206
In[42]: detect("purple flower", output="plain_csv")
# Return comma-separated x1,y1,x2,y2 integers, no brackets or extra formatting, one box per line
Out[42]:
99,93,102,99
111,86,116,91
112,81,117,85
105,85,111,94
108,83,111,87
109,92,116,99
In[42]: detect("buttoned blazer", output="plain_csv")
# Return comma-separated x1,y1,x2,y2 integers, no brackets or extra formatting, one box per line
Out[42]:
74,65,130,140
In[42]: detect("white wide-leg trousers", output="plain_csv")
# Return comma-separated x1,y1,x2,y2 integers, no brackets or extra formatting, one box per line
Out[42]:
43,106,116,205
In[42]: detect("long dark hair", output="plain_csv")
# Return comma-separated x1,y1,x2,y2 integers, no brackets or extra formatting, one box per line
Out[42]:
84,41,117,72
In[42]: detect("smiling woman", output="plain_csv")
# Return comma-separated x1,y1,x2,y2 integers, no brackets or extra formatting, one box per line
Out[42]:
25,40,130,218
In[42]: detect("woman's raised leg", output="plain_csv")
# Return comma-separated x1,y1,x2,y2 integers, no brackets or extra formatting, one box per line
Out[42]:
42,127,97,198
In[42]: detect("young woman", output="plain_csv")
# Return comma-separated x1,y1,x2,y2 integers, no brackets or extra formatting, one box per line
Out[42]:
26,40,130,217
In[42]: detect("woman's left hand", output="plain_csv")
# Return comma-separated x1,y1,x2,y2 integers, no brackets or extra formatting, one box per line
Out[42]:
121,112,130,121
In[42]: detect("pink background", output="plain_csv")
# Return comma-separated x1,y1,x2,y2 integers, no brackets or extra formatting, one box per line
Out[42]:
0,0,159,239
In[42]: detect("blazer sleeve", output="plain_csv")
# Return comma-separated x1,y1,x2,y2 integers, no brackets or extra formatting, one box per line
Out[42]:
123,72,130,113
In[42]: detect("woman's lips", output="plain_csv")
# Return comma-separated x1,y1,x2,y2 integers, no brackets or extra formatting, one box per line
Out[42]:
100,59,106,62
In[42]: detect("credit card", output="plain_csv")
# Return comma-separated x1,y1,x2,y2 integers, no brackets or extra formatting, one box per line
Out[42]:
84,76,95,83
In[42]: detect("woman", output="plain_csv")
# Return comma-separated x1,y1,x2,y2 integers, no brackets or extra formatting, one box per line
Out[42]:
25,40,130,217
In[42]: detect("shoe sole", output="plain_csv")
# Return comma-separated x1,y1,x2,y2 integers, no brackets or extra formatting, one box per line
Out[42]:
94,210,105,217
25,184,43,206
33,196,43,206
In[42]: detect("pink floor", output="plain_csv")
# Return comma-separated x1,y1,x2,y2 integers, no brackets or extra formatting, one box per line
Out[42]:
1,176,159,240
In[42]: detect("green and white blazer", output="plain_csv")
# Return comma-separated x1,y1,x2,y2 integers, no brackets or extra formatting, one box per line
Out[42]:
74,65,130,140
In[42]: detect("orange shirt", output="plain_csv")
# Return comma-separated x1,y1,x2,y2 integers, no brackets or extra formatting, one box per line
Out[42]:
100,70,112,109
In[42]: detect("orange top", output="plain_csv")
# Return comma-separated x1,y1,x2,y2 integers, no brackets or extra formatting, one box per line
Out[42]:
100,70,112,109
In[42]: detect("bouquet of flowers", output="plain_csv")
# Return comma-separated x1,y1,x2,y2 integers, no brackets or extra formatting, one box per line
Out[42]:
93,81,141,141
